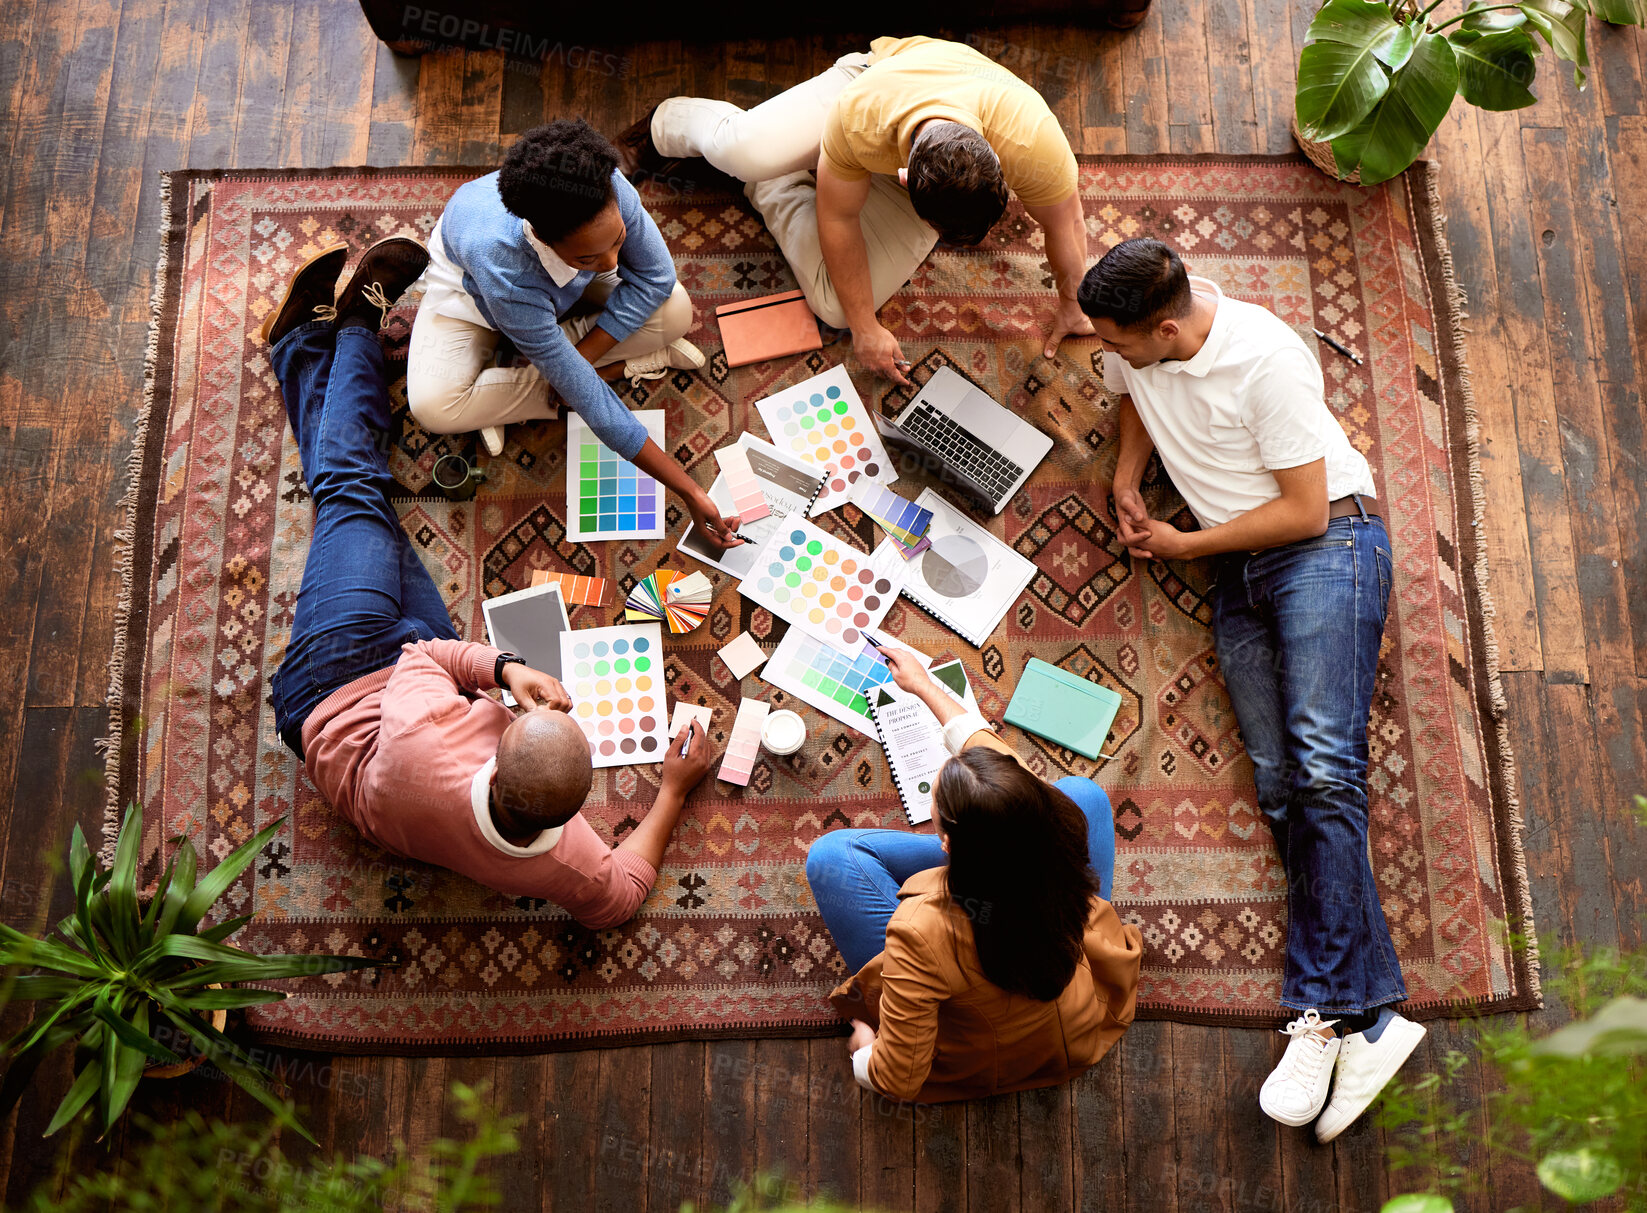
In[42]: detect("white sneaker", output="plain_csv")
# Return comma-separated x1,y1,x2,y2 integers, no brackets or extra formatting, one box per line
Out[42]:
625,338,706,381
1259,1009,1342,1126
479,426,505,457
1314,1012,1426,1142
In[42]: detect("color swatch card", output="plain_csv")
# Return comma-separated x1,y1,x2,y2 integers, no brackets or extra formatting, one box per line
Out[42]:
874,488,1038,647
566,410,666,542
754,364,895,513
850,480,934,559
717,631,769,679
559,623,667,767
712,444,771,523
669,700,714,741
530,569,611,607
739,515,905,649
679,435,828,578
762,627,929,738
626,569,712,634
718,697,770,786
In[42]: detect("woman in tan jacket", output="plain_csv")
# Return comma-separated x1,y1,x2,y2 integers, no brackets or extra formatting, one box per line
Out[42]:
805,649,1143,1103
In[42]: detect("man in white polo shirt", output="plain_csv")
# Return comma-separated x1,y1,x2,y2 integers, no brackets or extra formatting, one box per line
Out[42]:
1078,238,1425,1143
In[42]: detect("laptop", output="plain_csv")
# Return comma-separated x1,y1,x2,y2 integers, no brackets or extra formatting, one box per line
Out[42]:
872,366,1054,515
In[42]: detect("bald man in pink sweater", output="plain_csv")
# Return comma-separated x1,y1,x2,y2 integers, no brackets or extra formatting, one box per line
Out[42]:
264,242,716,930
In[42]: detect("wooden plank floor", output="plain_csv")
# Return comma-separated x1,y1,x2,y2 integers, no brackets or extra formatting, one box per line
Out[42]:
1,4,1642,1209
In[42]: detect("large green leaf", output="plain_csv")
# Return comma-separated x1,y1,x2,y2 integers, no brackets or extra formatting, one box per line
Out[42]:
175,817,285,936
1461,3,1527,30
153,839,197,939
91,992,180,1064
1452,28,1539,108
1589,0,1646,25
0,925,101,978
1297,0,1415,139
43,1059,101,1137
105,802,143,962
1520,0,1589,86
162,953,381,989
160,985,287,1011
1379,23,1419,69
1298,41,1394,140
1529,994,1647,1056
1537,1148,1625,1203
101,1002,150,1136
1331,30,1459,185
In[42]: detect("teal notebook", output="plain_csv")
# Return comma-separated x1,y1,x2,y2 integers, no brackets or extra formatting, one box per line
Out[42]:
1003,658,1122,760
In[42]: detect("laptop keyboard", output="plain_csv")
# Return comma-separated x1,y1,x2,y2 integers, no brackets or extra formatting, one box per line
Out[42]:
900,400,1026,502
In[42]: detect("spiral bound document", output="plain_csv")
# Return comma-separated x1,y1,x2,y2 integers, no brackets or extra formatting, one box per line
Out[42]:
865,660,978,825
872,488,1037,647
679,435,831,579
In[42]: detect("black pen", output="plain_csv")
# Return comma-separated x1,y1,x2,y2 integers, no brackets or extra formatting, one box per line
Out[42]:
1314,328,1363,366
859,628,890,650
678,719,695,757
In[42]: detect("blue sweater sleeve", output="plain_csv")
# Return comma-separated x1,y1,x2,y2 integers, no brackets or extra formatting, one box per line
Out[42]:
595,174,679,344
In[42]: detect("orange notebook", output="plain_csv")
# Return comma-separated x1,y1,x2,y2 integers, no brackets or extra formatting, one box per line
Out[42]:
714,290,822,367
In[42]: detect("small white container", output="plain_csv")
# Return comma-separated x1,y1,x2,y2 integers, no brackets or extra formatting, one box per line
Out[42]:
761,709,807,756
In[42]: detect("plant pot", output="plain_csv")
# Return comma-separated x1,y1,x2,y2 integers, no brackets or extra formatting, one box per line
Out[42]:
143,1003,229,1080
1292,118,1363,185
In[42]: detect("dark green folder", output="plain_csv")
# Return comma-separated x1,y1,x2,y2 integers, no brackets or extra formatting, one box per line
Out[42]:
1003,658,1122,760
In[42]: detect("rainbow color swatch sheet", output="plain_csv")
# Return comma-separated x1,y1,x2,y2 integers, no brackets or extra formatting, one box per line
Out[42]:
559,623,667,767
739,515,903,649
762,627,929,737
566,410,666,542
753,364,894,513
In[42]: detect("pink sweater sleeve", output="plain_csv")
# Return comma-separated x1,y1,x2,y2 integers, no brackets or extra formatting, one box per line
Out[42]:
549,815,659,929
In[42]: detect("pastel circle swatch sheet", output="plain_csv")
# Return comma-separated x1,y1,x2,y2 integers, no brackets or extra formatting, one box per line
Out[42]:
753,363,895,513
739,514,904,649
558,622,667,767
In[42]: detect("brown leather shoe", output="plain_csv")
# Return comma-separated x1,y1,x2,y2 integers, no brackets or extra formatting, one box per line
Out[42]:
333,237,430,331
613,105,683,180
259,242,349,345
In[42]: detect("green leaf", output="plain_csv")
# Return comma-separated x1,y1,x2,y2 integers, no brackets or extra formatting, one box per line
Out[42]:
1461,3,1527,30
42,1059,101,1137
154,839,197,939
1529,994,1647,1056
0,975,86,1000
91,994,180,1064
141,850,177,935
196,913,255,945
1298,40,1394,140
105,802,143,962
67,825,92,893
1380,1197,1454,1213
101,1002,151,1136
1537,1148,1625,1203
0,928,102,979
1520,0,1589,86
72,856,108,968
1452,28,1539,109
161,986,287,1011
1330,30,1459,185
133,932,257,974
161,953,381,989
156,1006,316,1144
1379,22,1419,69
175,818,285,937
1307,0,1402,45
1589,0,1647,25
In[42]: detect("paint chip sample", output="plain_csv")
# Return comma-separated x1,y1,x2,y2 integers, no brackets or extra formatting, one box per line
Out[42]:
718,632,769,679
718,697,770,786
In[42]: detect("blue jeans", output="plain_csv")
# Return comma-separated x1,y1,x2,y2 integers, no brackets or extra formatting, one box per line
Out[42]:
805,778,1116,974
1210,512,1405,1014
268,322,457,756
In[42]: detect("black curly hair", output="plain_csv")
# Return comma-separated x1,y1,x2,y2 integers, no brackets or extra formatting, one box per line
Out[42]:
497,119,621,244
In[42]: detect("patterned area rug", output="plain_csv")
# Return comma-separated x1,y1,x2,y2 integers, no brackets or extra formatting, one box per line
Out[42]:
106,157,1537,1053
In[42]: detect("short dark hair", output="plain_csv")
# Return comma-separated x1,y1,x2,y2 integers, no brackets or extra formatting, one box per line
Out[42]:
1077,238,1193,330
906,122,1009,247
497,119,620,244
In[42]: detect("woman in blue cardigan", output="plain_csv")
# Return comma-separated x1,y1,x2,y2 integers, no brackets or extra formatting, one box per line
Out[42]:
407,118,739,550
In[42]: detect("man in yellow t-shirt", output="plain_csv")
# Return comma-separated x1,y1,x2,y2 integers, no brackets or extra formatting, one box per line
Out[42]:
616,36,1092,385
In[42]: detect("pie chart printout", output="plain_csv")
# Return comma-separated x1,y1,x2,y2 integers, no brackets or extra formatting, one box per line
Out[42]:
921,534,989,599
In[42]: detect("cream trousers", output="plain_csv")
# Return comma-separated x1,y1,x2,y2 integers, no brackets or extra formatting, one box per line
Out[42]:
405,276,692,435
651,53,937,330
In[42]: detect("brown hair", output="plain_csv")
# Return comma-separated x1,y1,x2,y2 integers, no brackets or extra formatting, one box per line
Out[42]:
906,122,1009,247
934,748,1098,1001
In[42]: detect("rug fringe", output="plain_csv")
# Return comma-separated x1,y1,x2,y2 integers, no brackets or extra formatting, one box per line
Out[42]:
95,170,173,865
1417,164,1541,997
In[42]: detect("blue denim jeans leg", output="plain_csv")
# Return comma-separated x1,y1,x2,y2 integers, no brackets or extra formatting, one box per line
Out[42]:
805,779,1116,974
1210,512,1406,1015
268,322,458,756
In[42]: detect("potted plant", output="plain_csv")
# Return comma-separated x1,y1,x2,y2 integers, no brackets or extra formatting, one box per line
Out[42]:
1293,0,1641,184
0,803,379,1142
